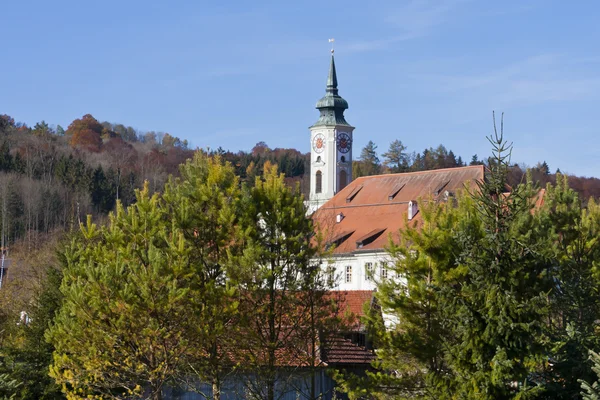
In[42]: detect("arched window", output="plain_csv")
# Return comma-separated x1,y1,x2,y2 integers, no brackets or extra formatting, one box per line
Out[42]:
339,170,347,191
316,171,322,193
316,156,322,163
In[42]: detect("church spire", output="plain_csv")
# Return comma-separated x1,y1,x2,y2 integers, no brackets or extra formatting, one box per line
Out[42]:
327,55,338,95
311,52,351,128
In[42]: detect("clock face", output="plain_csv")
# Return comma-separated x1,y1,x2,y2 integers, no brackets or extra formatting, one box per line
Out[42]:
312,133,325,153
337,132,352,153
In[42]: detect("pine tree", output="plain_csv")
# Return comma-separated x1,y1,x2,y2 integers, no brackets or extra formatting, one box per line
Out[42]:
162,153,243,400
236,162,334,400
539,174,600,398
335,192,481,400
48,184,194,400
382,140,408,173
359,141,381,176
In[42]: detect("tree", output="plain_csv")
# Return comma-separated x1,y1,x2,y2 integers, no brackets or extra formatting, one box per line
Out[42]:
340,115,553,399
435,115,551,398
538,174,600,398
469,154,484,166
581,351,600,400
236,162,334,400
162,153,243,400
251,141,270,156
382,140,408,173
3,266,64,400
67,114,103,152
32,121,53,136
359,141,381,176
48,185,194,400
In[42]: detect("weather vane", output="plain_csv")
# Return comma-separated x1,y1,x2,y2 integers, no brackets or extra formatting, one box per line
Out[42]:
328,38,335,54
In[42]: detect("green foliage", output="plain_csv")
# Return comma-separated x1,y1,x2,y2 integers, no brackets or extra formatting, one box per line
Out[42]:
538,174,600,398
162,153,243,399
357,140,381,177
435,115,551,399
581,351,600,400
0,373,21,400
0,267,64,400
382,139,408,173
48,185,194,399
341,115,559,399
236,162,333,400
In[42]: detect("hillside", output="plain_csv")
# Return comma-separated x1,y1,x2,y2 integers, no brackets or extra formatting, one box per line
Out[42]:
1,112,599,252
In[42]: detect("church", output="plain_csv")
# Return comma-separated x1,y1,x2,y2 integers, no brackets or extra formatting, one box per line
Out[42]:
307,52,484,292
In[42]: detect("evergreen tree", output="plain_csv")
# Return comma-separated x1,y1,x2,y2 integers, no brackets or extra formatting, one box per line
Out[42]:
335,194,480,399
581,351,600,400
359,141,381,176
3,267,64,399
162,153,243,400
538,174,600,398
236,162,333,400
437,115,551,398
382,140,408,173
48,185,194,400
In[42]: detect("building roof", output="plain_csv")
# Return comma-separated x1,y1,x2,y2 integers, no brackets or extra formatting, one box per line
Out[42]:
313,166,485,255
333,290,375,318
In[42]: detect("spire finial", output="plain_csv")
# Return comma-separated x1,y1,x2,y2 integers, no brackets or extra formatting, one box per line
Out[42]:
328,38,335,54
327,50,338,91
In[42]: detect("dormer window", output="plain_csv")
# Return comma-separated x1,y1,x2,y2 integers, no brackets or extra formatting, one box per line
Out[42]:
346,185,363,203
355,228,386,249
388,184,405,201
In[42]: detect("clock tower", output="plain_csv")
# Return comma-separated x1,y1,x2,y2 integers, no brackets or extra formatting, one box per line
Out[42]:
307,52,354,213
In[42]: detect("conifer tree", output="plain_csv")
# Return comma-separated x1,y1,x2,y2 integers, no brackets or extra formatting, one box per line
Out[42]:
334,192,481,400
437,114,551,398
162,153,243,400
236,162,334,400
581,351,600,400
48,185,193,400
538,174,600,398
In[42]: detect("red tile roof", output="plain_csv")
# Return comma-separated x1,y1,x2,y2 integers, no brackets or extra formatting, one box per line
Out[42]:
333,290,375,318
323,336,376,365
313,166,484,254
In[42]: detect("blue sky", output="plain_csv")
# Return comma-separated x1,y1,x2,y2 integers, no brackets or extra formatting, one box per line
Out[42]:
2,1,600,177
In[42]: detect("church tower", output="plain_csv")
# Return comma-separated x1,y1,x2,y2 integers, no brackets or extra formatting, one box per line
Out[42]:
307,52,354,213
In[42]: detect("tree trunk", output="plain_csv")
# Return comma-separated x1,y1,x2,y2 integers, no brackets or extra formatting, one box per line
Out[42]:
212,378,221,400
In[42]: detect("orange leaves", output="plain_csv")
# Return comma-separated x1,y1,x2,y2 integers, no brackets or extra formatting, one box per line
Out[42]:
67,114,103,152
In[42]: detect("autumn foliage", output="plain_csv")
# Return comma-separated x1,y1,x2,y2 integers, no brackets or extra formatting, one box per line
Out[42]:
67,114,103,152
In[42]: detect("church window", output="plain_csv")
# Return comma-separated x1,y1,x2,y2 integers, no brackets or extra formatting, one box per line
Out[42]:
316,156,321,163
365,262,374,281
340,156,346,162
316,171,322,193
339,170,347,190
345,265,352,283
